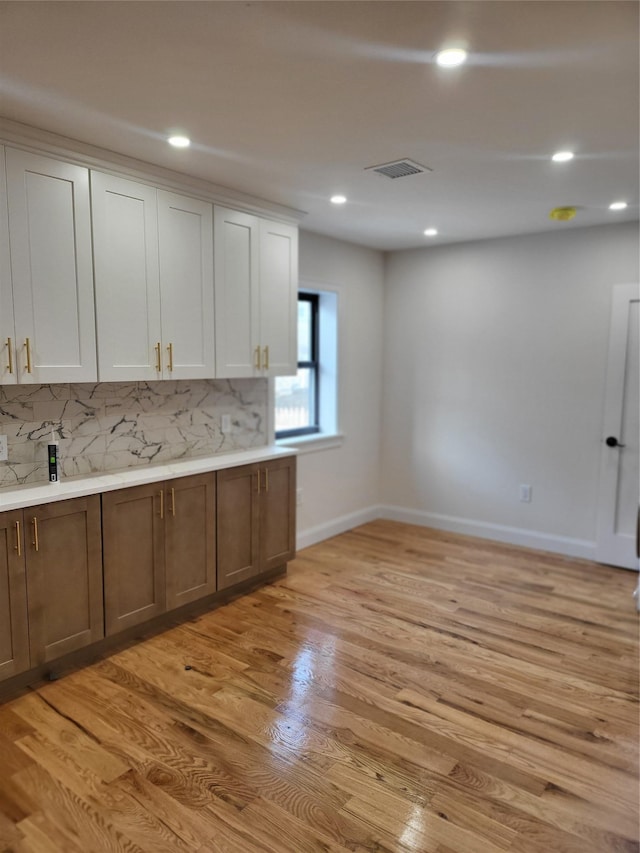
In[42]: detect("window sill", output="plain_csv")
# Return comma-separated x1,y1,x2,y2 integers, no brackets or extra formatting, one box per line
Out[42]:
276,432,344,455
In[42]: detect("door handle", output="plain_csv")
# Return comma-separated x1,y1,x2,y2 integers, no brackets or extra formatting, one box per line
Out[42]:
605,436,625,448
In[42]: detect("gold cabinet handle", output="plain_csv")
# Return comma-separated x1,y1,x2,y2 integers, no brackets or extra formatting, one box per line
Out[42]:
25,338,32,374
262,345,269,371
264,466,269,492
256,468,261,494
169,487,176,517
254,345,261,371
155,342,162,372
158,490,164,520
31,517,39,552
6,337,13,374
14,520,21,557
167,342,174,372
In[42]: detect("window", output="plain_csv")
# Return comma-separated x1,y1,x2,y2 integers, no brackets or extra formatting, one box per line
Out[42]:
275,293,320,437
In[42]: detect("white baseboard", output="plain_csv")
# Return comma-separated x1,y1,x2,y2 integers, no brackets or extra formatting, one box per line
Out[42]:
379,505,597,561
296,505,382,551
297,503,597,561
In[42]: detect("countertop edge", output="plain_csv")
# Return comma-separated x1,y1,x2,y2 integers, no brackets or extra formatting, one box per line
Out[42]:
0,445,297,512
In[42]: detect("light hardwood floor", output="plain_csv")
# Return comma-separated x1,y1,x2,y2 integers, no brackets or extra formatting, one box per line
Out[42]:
1,520,638,852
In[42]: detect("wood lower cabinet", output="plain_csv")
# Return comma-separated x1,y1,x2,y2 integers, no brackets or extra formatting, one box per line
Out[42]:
165,473,216,610
26,496,104,665
0,495,103,680
102,473,216,634
0,457,293,689
102,483,166,635
217,457,295,590
0,510,30,681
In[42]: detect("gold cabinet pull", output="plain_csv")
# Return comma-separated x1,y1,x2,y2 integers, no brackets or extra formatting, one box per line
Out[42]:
167,342,174,372
31,517,39,552
262,345,269,371
6,337,13,374
155,342,162,372
25,338,32,374
158,490,164,519
14,520,21,557
169,487,176,517
264,466,269,492
256,468,261,494
254,345,261,371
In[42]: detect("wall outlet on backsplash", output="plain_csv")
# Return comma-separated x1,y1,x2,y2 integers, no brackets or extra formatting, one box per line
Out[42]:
0,434,7,462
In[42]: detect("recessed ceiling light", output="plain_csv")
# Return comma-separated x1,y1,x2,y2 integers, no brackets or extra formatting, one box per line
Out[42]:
435,48,468,68
330,195,347,205
168,135,191,148
424,228,438,237
551,150,574,163
609,201,628,211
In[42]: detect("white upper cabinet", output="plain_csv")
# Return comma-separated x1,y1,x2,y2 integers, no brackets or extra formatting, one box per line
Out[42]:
213,207,260,378
214,206,297,378
0,148,15,385
91,172,161,381
157,190,214,379
258,219,297,377
3,148,97,384
91,173,214,381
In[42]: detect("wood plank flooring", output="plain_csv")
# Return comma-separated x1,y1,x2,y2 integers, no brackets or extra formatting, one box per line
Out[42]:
1,519,638,852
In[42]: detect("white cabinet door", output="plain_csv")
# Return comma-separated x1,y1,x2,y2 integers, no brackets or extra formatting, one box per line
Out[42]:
5,148,97,384
214,206,260,378
0,147,16,385
259,219,298,377
91,172,162,381
158,191,214,379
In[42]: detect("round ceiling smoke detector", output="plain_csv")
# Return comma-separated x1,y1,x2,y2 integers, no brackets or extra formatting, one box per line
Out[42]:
549,206,577,221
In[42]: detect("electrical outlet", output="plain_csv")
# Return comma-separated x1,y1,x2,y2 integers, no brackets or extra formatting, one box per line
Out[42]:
0,434,7,462
519,484,532,503
221,414,231,434
296,488,303,506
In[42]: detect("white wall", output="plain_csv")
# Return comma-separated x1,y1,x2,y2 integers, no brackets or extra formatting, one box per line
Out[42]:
295,230,385,547
381,222,639,558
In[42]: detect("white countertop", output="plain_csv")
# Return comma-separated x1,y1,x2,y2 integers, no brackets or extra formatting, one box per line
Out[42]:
0,445,296,512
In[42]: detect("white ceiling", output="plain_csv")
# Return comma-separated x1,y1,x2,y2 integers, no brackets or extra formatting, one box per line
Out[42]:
0,1,638,250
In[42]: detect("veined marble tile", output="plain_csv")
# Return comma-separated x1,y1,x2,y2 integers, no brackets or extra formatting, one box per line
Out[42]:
0,377,267,489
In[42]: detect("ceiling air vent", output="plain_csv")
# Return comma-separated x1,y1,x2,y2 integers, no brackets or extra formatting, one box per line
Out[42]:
366,158,432,179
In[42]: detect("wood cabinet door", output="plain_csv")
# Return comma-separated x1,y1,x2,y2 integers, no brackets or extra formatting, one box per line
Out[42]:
260,457,296,573
0,510,30,681
258,219,298,377
25,496,103,665
158,191,215,379
102,484,165,634
91,171,162,381
214,206,260,378
216,464,260,590
5,148,97,384
165,473,216,610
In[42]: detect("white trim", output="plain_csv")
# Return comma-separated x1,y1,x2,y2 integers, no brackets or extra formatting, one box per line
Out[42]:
379,505,596,561
0,118,303,224
278,432,344,455
296,505,381,550
296,503,597,561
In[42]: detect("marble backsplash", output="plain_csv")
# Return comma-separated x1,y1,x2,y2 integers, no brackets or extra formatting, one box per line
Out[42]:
0,379,268,488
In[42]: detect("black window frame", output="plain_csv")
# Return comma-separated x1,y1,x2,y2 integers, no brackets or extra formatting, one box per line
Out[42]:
275,292,320,439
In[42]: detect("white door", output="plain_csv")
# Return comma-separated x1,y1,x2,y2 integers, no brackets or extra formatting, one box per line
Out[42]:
595,283,640,570
259,219,298,377
214,206,260,378
6,148,97,384
91,172,162,381
157,191,214,379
